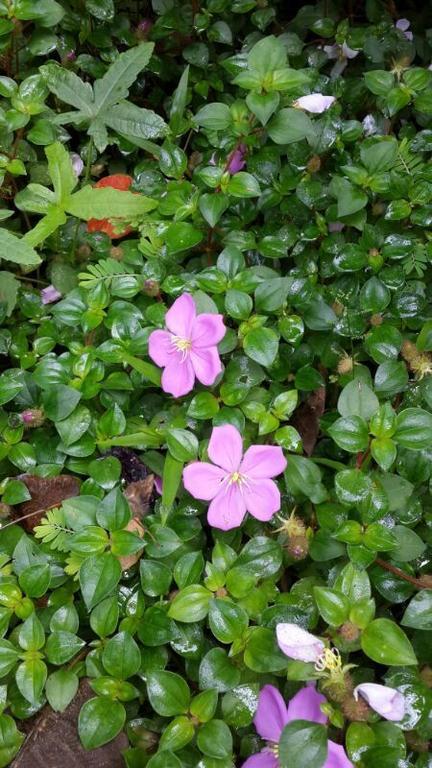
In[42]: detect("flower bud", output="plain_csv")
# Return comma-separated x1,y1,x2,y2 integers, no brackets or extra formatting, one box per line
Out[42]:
370,313,383,326
339,621,360,643
144,279,160,297
354,683,405,721
20,409,45,428
276,623,324,663
287,534,309,560
307,155,321,173
341,694,370,721
337,355,354,375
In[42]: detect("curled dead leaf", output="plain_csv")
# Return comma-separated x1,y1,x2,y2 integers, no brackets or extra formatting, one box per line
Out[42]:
118,475,154,571
12,475,81,531
291,387,326,456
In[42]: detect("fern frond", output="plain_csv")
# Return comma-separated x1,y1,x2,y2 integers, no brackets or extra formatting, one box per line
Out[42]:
78,258,138,289
33,507,73,552
393,137,424,176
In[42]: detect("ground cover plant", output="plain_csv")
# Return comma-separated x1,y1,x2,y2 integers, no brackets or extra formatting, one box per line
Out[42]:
0,0,432,765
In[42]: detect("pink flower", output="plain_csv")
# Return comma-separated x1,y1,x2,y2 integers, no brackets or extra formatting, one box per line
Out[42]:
154,476,163,495
183,424,287,530
242,684,353,768
71,153,84,177
227,144,247,174
41,285,62,304
323,42,359,77
293,94,336,114
354,683,405,721
276,623,325,663
148,294,226,398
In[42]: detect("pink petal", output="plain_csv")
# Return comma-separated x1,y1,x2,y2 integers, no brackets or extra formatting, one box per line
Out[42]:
353,683,405,721
254,685,289,742
243,478,281,521
208,424,243,472
276,623,325,663
191,313,226,348
148,329,174,367
190,347,222,386
287,685,327,725
240,445,287,479
242,752,279,768
161,358,195,397
165,294,196,338
207,484,246,530
326,741,353,768
183,462,226,501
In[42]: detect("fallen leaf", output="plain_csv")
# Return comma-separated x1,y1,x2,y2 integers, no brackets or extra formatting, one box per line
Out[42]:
108,447,150,483
291,387,326,456
119,517,145,571
12,475,80,531
124,476,154,518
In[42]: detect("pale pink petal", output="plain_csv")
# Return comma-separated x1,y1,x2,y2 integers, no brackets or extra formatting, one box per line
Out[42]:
183,462,226,501
396,18,410,31
208,424,243,472
354,683,405,721
287,685,327,725
341,43,359,59
254,685,289,742
276,623,325,663
148,329,174,367
240,445,287,479
191,314,226,348
242,752,279,768
294,94,336,113
161,358,195,397
326,741,353,768
165,294,196,337
243,478,281,521
207,484,246,530
190,346,222,386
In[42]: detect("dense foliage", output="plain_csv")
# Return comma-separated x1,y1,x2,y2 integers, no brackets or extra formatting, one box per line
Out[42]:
0,0,432,766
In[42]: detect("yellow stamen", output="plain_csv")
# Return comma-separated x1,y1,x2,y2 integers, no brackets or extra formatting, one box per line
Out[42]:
229,471,241,484
315,647,342,675
173,337,192,352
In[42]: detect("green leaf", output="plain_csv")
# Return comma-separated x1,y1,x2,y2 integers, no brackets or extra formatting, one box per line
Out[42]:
402,590,432,630
0,272,19,317
146,671,190,716
104,102,167,141
102,631,141,679
0,641,20,676
166,428,198,462
193,103,231,130
79,553,121,610
41,62,94,114
66,186,157,220
208,598,249,643
244,327,279,366
314,587,350,627
0,228,41,267
268,108,315,144
15,658,47,704
364,70,394,96
337,380,379,420
248,35,287,75
94,43,154,112
18,613,45,651
0,714,24,767
336,180,368,217
45,141,76,201
168,584,212,623
328,416,369,453
227,172,261,198
394,408,432,450
279,720,328,768
197,719,233,759
45,631,85,665
390,525,426,562
78,696,125,749
361,618,417,665
360,138,398,174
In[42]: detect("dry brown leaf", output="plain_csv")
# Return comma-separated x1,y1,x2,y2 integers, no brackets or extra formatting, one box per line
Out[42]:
124,475,154,518
291,387,326,456
12,475,81,531
119,516,146,571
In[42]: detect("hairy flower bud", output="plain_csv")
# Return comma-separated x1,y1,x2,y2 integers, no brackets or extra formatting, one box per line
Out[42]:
341,694,370,721
337,355,354,375
339,621,360,643
20,409,45,428
287,534,309,560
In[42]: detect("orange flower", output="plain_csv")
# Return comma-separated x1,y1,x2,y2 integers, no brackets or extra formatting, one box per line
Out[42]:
87,174,134,239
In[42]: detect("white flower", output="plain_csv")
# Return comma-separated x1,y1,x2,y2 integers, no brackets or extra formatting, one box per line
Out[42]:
323,42,359,77
71,153,84,177
363,114,377,136
354,683,405,721
293,94,336,114
276,623,325,663
396,19,413,41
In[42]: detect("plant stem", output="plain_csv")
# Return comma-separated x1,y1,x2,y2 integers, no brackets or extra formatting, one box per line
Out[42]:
375,557,431,590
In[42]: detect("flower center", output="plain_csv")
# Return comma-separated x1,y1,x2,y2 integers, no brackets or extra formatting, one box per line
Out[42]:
229,471,244,485
315,647,343,679
172,336,192,362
